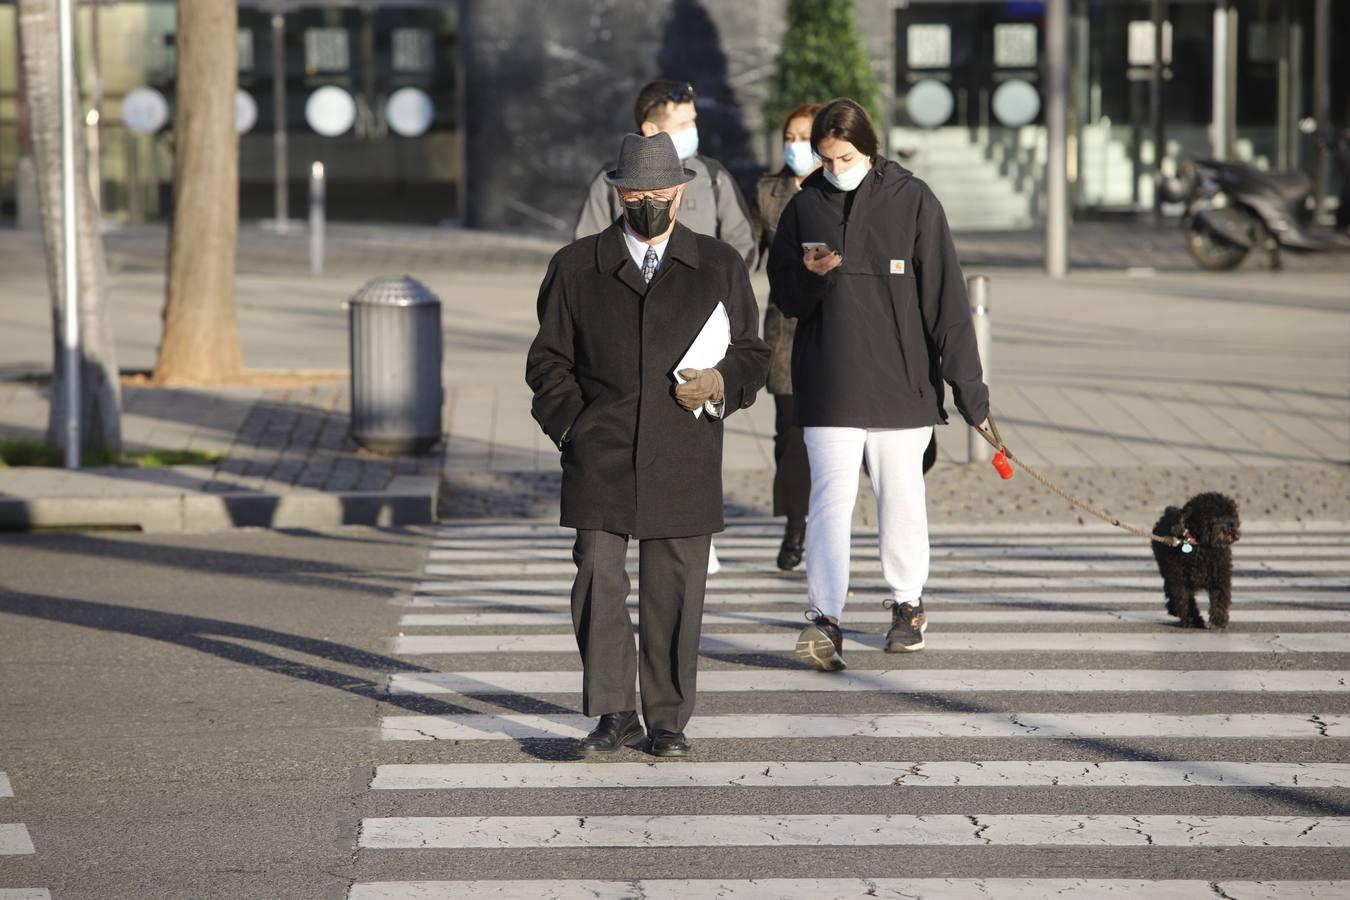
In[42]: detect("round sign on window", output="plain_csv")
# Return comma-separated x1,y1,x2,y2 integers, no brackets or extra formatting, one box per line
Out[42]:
235,90,258,135
992,79,1041,128
386,87,435,138
906,79,954,129
305,86,356,137
122,87,169,135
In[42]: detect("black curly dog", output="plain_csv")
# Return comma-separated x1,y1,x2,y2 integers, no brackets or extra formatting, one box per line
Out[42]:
1151,492,1242,629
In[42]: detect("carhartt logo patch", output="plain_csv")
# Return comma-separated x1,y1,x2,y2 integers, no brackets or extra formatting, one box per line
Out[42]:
890,259,906,274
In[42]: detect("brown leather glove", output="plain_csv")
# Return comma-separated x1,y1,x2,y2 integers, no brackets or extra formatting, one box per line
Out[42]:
674,367,725,411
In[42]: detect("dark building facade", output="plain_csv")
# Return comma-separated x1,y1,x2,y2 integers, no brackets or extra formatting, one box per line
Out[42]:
1,0,1345,233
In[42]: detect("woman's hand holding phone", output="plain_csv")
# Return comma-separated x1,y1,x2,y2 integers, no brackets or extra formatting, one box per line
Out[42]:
801,242,843,276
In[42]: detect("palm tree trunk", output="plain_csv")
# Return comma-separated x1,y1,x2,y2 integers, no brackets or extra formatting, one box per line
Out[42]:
153,0,243,385
17,0,123,455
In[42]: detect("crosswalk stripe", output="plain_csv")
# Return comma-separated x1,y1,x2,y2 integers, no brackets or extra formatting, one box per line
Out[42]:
378,711,1345,741
391,631,1350,655
430,535,1350,551
0,891,53,900
427,545,1350,562
357,814,1350,849
0,774,11,799
348,880,1350,900
369,760,1350,790
408,591,1350,609
398,608,1350,626
388,669,1350,696
416,576,1350,593
425,559,1350,576
0,824,35,855
432,522,1350,538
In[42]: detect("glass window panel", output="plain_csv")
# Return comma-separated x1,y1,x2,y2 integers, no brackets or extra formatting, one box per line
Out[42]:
392,28,434,74
994,23,1037,68
907,24,951,70
304,27,350,74
1127,20,1172,67
238,29,254,72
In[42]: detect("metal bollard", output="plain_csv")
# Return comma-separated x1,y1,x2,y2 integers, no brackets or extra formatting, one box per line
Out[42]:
347,276,444,455
967,274,993,464
309,161,325,276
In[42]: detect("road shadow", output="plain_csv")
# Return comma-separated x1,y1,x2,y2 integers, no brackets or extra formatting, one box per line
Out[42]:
0,587,578,760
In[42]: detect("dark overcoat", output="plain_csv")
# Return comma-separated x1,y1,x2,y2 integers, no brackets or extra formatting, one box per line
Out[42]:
526,220,770,539
767,157,989,430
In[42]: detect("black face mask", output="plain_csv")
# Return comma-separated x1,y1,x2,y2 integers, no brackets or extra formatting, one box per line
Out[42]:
623,197,673,239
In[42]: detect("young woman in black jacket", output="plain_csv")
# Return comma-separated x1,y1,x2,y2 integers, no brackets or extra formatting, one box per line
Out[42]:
767,98,991,670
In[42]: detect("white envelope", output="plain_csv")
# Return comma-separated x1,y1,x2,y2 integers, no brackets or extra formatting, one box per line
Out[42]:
673,301,731,419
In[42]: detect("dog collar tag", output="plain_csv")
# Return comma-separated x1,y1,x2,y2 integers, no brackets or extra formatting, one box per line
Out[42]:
1180,542,1194,554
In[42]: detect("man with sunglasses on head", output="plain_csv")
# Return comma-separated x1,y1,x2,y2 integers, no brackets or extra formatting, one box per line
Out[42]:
575,80,757,268
529,132,769,758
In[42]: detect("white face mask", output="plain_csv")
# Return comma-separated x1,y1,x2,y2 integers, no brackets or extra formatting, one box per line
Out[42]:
823,157,870,192
668,125,699,161
783,140,817,177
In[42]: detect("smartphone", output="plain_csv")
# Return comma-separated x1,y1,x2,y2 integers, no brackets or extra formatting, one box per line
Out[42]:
801,241,833,254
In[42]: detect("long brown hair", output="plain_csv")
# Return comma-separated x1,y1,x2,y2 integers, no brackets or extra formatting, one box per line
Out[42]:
778,102,823,177
810,97,879,158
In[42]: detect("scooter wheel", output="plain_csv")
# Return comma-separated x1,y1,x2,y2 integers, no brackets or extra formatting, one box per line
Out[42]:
1186,222,1249,271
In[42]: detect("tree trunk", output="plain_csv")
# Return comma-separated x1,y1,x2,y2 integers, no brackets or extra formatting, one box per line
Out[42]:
154,0,243,385
17,0,123,455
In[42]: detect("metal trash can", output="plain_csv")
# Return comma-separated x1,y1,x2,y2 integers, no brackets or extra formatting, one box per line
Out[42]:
347,276,443,455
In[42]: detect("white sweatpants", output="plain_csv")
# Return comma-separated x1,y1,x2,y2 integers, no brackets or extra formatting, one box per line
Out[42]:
803,426,934,621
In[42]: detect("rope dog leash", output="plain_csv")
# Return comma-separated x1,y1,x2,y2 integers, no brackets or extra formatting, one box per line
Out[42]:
973,413,1194,553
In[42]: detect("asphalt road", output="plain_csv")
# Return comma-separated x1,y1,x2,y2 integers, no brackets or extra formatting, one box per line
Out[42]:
3,521,1349,899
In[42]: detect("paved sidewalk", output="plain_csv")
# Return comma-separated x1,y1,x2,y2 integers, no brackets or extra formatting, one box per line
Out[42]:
0,381,439,531
0,221,1346,532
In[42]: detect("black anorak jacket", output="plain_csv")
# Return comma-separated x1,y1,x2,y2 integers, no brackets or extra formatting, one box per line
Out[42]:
767,157,989,430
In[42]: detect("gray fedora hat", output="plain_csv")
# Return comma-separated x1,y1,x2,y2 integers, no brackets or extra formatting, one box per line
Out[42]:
604,132,696,190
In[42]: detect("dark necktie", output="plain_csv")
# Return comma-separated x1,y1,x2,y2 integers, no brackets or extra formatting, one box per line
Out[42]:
642,247,658,284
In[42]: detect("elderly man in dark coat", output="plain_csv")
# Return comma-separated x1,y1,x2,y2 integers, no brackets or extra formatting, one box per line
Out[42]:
526,132,769,758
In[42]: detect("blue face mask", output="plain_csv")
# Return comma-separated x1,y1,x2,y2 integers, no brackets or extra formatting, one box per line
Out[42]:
783,140,817,177
668,126,699,161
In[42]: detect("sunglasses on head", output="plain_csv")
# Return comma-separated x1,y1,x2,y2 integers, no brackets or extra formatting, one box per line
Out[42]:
640,82,695,122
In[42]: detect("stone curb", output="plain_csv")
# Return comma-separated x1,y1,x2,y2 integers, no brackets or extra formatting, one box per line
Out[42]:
0,474,439,533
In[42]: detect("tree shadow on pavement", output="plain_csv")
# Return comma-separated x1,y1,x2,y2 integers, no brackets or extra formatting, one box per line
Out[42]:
0,587,582,760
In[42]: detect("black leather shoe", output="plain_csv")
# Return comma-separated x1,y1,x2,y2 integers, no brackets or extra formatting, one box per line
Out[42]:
776,520,806,571
579,711,644,755
647,729,690,758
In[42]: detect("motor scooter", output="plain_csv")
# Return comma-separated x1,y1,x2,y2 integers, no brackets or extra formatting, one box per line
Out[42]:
1160,156,1350,271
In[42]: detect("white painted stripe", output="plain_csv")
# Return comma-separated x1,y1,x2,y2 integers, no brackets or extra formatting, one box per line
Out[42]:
0,824,35,855
424,561,1350,578
370,760,1350,791
399,608,1350,627
388,669,1350,696
0,774,11,799
357,814,1350,849
379,712,1345,742
348,880,1350,900
408,591,1350,609
429,542,1350,555
428,545,1350,562
417,576,1350,594
392,631,1350,656
433,521,1350,537
0,891,54,900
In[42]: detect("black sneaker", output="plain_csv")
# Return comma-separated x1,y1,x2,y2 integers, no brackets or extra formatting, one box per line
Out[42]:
883,598,927,652
796,608,846,671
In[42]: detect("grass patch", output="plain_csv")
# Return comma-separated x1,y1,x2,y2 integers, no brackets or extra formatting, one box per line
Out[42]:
0,438,221,469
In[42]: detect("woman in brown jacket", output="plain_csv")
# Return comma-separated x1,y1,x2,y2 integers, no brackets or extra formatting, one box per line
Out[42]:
757,103,822,570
